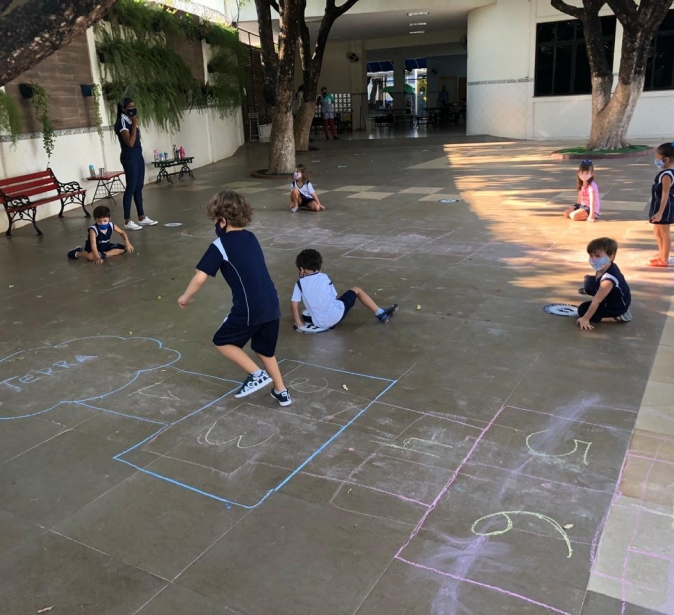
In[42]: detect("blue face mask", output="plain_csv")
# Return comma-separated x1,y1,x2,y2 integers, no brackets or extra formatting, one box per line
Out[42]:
97,223,110,230
126,108,137,117
589,255,610,271
214,220,226,237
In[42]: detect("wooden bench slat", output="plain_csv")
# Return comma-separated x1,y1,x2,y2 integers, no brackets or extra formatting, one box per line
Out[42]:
1,178,58,196
2,185,59,201
0,170,52,188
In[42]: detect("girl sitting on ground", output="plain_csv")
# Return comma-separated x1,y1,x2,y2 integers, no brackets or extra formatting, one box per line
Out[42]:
289,164,325,213
564,160,600,223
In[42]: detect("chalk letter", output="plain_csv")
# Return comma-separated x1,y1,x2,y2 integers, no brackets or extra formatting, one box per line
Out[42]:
19,374,40,384
0,377,22,393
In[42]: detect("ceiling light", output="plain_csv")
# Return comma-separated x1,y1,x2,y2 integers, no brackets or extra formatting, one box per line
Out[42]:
408,11,429,16
409,22,427,26
409,30,425,34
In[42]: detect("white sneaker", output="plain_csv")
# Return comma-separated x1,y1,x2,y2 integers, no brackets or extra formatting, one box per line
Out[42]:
138,217,158,226
124,221,143,231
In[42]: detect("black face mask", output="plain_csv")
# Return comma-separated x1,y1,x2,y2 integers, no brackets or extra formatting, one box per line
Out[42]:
126,108,137,117
214,220,227,237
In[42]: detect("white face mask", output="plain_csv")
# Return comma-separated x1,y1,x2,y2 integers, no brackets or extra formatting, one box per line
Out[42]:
578,172,592,182
655,158,666,169
294,171,302,180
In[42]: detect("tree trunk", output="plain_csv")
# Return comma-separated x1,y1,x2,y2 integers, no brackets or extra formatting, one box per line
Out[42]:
294,100,315,151
268,107,296,174
0,0,119,86
585,75,644,149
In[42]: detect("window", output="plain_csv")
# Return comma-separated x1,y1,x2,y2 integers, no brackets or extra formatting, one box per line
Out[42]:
644,10,674,91
535,17,616,97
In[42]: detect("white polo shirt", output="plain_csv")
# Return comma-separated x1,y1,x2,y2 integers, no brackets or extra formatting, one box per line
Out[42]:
291,272,345,329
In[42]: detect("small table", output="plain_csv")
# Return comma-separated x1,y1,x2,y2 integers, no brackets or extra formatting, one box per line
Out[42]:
86,171,125,204
153,157,195,185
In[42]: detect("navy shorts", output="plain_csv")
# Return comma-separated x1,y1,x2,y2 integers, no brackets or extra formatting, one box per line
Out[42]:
299,195,315,208
337,290,357,322
213,318,280,357
84,241,126,254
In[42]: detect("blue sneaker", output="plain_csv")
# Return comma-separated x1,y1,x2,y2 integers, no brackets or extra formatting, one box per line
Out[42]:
377,304,398,323
67,246,82,260
271,389,292,407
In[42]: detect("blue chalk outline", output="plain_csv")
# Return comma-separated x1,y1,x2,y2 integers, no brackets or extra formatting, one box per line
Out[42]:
1,336,398,510
0,335,181,421
114,359,397,509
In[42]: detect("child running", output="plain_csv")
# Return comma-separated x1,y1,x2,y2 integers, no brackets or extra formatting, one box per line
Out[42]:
67,205,134,263
178,191,291,406
291,249,397,332
564,160,600,222
289,164,324,213
648,142,674,267
576,237,632,331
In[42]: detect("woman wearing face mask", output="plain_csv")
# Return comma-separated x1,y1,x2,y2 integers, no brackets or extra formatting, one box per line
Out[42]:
564,160,600,222
288,164,324,213
648,142,674,267
114,98,158,231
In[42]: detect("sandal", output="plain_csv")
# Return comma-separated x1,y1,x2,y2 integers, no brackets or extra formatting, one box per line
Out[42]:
648,258,669,267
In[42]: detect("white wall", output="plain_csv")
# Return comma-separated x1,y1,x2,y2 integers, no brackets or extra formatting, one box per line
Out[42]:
467,0,674,141
0,26,244,234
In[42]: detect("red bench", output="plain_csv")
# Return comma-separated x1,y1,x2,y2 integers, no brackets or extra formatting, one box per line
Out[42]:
0,168,89,236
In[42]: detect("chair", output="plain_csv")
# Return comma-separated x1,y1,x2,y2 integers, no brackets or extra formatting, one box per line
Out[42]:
248,112,260,142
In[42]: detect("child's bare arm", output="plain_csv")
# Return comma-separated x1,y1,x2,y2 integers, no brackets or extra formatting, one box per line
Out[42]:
114,224,134,252
577,279,612,330
88,228,102,262
178,270,208,307
291,301,304,328
588,186,596,221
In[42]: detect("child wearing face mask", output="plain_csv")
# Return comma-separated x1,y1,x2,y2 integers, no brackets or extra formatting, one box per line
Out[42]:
576,237,632,331
67,205,134,264
648,142,674,267
564,160,600,222
178,191,291,407
289,164,324,213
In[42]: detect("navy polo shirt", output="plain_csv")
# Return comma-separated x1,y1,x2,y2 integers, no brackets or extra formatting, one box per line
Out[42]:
196,230,281,327
114,113,142,154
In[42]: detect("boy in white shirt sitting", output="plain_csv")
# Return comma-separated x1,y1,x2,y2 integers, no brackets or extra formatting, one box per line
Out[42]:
291,249,398,332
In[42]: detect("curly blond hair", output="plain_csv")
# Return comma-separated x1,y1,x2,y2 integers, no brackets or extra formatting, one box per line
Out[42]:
206,191,253,228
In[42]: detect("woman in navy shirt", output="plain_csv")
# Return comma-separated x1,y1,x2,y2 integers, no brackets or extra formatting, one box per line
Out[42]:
114,98,157,231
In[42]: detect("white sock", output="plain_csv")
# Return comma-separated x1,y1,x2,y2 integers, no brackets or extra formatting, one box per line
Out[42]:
252,370,264,378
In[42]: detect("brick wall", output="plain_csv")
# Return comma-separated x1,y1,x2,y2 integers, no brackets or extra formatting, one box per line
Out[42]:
5,35,96,133
241,43,271,140
176,38,205,84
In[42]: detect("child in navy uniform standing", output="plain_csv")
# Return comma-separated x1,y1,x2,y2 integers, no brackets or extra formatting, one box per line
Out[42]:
577,237,632,331
67,205,134,264
648,142,674,267
178,191,291,406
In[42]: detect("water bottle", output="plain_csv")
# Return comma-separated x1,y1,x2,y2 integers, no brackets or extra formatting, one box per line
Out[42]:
153,149,159,162
89,165,96,178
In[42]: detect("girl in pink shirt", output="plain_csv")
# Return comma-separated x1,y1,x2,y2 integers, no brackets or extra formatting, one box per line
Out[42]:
564,160,600,223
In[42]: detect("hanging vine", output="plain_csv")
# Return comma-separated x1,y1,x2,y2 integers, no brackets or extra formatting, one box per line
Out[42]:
0,90,22,145
30,84,56,162
96,0,243,131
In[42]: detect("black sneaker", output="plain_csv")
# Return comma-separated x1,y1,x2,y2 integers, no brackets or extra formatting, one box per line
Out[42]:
615,309,632,323
377,304,399,323
271,389,292,407
235,371,272,398
301,310,314,325
67,246,82,260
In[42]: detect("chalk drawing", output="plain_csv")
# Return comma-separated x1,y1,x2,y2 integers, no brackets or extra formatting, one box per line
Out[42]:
131,382,180,401
288,376,329,394
203,416,275,449
376,437,454,459
471,511,573,558
525,430,592,465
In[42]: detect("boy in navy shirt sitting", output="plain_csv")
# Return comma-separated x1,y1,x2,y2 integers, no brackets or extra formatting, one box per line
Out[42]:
577,237,632,331
178,191,291,406
67,205,134,264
